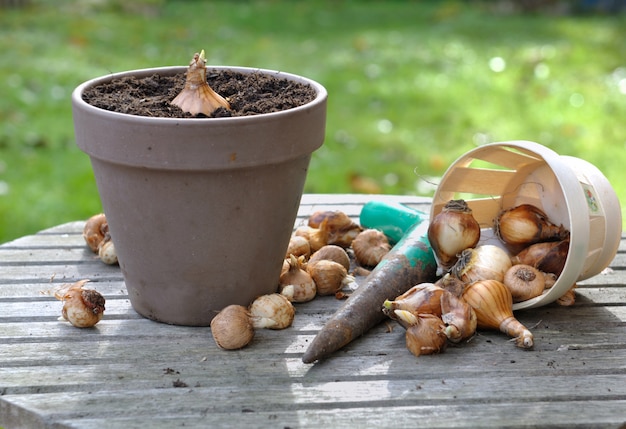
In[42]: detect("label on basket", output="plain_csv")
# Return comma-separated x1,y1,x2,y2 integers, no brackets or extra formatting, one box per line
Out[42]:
581,183,602,215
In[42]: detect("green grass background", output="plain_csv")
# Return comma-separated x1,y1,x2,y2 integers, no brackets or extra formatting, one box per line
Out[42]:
1,0,625,244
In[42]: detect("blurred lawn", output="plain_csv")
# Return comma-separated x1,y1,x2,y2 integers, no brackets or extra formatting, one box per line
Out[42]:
1,0,625,243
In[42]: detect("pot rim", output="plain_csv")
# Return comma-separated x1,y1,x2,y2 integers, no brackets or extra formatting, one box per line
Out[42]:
72,65,328,124
72,65,328,170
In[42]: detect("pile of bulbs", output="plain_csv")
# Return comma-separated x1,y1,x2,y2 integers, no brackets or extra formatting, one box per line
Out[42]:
210,293,296,350
83,213,118,265
43,213,117,329
211,210,395,350
385,199,574,357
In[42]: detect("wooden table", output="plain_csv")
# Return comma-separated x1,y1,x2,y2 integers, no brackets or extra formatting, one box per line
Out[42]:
1,194,626,429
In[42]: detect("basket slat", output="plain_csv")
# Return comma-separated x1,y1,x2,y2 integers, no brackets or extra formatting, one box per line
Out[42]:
438,167,516,196
431,195,503,227
468,145,542,169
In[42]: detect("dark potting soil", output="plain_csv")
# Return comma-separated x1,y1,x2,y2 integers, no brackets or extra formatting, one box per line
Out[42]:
81,69,317,118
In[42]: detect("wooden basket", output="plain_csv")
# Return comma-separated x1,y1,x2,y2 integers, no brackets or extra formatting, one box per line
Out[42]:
431,141,621,309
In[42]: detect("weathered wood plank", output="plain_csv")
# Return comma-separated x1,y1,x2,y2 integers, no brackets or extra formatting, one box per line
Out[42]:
0,247,98,263
0,280,128,299
2,337,626,393
0,263,122,283
3,373,626,420
3,400,624,429
0,231,84,248
2,379,626,429
573,286,626,304
48,401,626,429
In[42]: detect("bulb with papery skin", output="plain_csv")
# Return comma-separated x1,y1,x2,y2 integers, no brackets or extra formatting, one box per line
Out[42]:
512,239,569,277
307,260,348,296
495,204,569,253
249,293,295,330
428,199,481,273
503,264,545,302
440,291,477,343
404,313,447,357
171,50,230,116
383,283,445,320
54,280,105,328
451,245,512,284
279,254,316,302
211,305,255,350
83,213,107,253
352,229,391,267
462,279,534,349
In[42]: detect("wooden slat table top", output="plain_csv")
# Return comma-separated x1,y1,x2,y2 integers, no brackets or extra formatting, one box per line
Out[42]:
1,194,626,429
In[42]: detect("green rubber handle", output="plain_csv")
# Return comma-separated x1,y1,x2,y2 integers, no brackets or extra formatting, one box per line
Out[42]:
374,218,436,271
359,200,428,244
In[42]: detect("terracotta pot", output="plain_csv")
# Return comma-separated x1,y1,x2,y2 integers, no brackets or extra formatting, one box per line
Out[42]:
72,66,327,326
